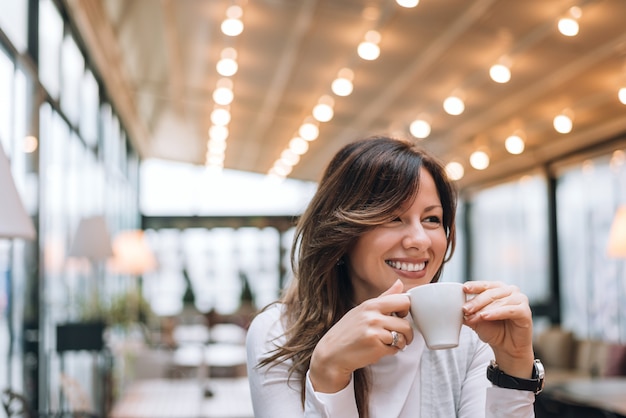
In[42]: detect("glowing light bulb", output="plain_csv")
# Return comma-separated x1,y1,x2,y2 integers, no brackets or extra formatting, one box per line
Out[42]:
469,150,490,170
558,7,581,37
222,18,244,36
489,63,511,83
396,0,419,7
443,95,465,115
210,108,231,126
618,87,626,105
289,137,309,155
280,149,300,166
409,119,431,139
299,121,319,141
312,96,335,122
358,30,381,60
445,161,464,181
209,125,229,141
505,134,525,155
213,87,234,105
553,113,573,134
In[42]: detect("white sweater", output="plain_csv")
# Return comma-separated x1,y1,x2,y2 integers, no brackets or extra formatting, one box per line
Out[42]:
246,304,535,417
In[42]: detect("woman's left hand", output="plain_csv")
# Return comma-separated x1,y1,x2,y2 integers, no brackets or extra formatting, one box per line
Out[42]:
462,281,535,378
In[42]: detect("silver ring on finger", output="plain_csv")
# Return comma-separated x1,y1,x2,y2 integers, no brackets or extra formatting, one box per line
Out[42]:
389,330,399,348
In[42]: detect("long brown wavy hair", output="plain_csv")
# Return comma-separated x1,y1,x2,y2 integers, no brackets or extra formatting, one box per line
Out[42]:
258,136,457,417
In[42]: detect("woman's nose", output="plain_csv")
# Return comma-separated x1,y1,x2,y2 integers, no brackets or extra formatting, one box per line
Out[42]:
401,223,431,249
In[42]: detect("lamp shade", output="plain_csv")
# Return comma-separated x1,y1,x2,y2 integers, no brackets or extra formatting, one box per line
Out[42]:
68,216,113,261
0,143,35,239
607,205,626,258
108,230,157,275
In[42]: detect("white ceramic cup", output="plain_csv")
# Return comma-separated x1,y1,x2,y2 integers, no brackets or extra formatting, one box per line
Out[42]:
405,282,466,350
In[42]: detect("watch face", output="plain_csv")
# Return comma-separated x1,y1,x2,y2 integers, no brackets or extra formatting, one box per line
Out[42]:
534,359,545,394
534,359,545,379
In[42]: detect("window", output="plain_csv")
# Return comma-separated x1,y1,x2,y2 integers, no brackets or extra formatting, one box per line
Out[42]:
556,152,626,340
0,0,28,52
469,174,550,303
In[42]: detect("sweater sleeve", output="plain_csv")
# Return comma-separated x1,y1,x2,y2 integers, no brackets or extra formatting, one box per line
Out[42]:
304,371,360,418
246,306,305,417
486,387,536,417
458,334,535,417
246,305,359,418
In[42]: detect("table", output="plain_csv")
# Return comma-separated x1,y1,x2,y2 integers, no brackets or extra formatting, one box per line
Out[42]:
543,377,626,417
110,379,203,418
110,378,253,418
173,343,247,369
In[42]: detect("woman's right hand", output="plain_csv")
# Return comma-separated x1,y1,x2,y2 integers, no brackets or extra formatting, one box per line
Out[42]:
308,279,413,393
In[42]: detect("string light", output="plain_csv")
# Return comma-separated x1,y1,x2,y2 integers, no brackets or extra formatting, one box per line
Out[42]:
289,137,309,155
358,30,381,61
409,117,431,139
210,107,231,126
221,5,244,37
610,150,625,172
469,149,490,170
332,68,354,96
396,0,419,8
489,56,512,84
553,111,574,134
558,6,581,37
280,149,300,166
216,47,238,76
443,94,465,115
213,79,234,105
312,95,335,123
618,87,626,105
299,120,320,141
23,135,38,153
209,125,229,142
505,132,525,155
445,161,465,181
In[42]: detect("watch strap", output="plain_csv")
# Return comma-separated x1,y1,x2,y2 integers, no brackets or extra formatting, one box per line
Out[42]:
486,359,545,394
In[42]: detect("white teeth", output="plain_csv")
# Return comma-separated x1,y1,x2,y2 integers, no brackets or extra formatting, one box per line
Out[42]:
387,260,425,272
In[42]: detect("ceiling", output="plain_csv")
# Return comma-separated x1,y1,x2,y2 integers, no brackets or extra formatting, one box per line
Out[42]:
64,0,626,189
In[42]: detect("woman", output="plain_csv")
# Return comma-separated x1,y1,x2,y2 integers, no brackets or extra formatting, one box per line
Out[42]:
246,136,541,417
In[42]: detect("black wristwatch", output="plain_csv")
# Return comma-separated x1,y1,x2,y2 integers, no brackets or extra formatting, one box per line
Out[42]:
486,359,545,394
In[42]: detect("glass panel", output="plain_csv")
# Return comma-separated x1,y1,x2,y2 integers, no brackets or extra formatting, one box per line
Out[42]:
0,0,28,52
0,240,10,390
60,34,84,125
9,65,30,394
469,175,550,303
557,153,626,341
80,70,99,147
39,0,64,99
145,226,284,324
0,46,14,153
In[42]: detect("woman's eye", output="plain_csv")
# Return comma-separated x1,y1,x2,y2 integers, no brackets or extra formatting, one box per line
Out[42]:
424,216,442,225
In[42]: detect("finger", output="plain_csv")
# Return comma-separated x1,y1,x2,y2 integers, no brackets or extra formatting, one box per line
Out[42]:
463,280,506,295
383,316,414,345
366,293,411,319
463,284,518,315
383,329,408,351
379,279,404,297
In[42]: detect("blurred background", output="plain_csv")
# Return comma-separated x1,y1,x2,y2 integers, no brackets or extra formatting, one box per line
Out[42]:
1,0,626,417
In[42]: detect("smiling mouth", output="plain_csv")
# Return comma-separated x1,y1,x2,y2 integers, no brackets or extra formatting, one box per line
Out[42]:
386,260,426,272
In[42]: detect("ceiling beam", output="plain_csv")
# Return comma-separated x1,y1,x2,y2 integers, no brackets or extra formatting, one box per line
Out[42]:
64,0,151,157
161,0,185,116
238,0,319,170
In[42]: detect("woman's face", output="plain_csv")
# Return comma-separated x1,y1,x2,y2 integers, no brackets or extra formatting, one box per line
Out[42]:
347,167,448,304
